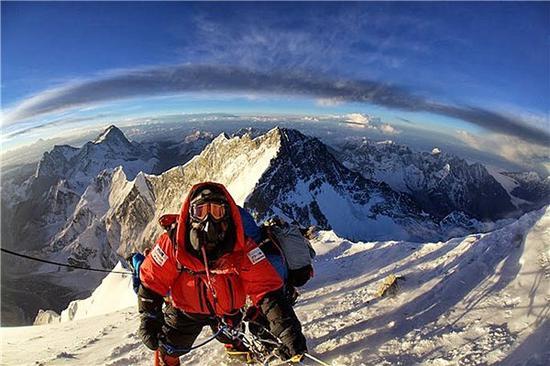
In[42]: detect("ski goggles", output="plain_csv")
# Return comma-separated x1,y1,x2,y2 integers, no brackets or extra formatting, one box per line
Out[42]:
190,202,227,221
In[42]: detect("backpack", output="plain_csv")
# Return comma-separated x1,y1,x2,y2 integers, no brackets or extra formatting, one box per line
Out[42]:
263,220,316,287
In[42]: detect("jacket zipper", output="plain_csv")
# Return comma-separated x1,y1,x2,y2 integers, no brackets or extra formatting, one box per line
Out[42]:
202,280,216,315
197,277,206,312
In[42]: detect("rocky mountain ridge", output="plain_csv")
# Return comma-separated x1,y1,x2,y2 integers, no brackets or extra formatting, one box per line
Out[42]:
46,127,443,274
500,171,550,206
337,138,518,220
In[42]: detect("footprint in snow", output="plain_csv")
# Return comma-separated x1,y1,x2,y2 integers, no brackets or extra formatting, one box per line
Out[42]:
105,354,142,366
76,336,100,350
110,341,142,359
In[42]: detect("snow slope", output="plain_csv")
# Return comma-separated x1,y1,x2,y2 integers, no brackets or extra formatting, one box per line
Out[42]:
33,262,135,325
59,262,134,323
2,207,548,366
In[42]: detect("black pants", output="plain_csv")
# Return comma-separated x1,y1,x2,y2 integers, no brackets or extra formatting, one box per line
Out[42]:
161,304,232,357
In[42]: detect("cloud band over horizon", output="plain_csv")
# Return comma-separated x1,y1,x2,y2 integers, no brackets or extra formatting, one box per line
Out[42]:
3,64,549,146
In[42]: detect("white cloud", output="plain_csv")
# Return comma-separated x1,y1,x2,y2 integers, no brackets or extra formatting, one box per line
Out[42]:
316,97,345,107
456,130,550,174
380,123,399,135
4,63,548,147
345,113,372,125
342,113,399,134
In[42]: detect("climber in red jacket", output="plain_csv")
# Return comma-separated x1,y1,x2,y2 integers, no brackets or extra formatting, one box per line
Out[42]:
137,182,307,366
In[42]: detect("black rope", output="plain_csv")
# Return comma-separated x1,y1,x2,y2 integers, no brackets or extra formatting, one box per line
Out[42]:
0,247,131,275
158,327,223,355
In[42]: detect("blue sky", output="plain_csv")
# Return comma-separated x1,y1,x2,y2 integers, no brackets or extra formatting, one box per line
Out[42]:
1,2,549,170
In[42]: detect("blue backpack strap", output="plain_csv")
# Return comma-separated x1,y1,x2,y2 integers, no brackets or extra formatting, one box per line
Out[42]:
238,206,262,243
130,252,146,294
266,253,288,281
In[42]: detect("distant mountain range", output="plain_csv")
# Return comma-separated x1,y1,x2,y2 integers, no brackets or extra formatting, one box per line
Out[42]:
1,124,548,326
337,138,520,220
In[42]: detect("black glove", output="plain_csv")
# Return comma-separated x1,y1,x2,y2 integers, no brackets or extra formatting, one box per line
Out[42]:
139,312,163,350
259,289,307,359
137,285,165,350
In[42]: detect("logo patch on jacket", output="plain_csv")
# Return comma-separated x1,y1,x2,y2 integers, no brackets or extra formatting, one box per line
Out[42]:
247,247,266,265
152,245,168,266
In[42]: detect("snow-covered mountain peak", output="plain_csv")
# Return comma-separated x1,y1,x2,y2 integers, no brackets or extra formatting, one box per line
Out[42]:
267,126,305,144
243,128,439,240
4,126,159,281
197,127,285,161
93,125,131,147
34,125,156,189
84,127,434,261
183,130,214,144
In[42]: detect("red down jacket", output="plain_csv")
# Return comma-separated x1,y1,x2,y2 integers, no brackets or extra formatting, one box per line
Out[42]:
139,182,284,316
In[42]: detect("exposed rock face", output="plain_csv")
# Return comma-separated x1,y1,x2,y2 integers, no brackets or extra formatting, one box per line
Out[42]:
36,145,80,180
337,139,516,220
33,310,60,325
245,129,437,241
501,172,550,207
